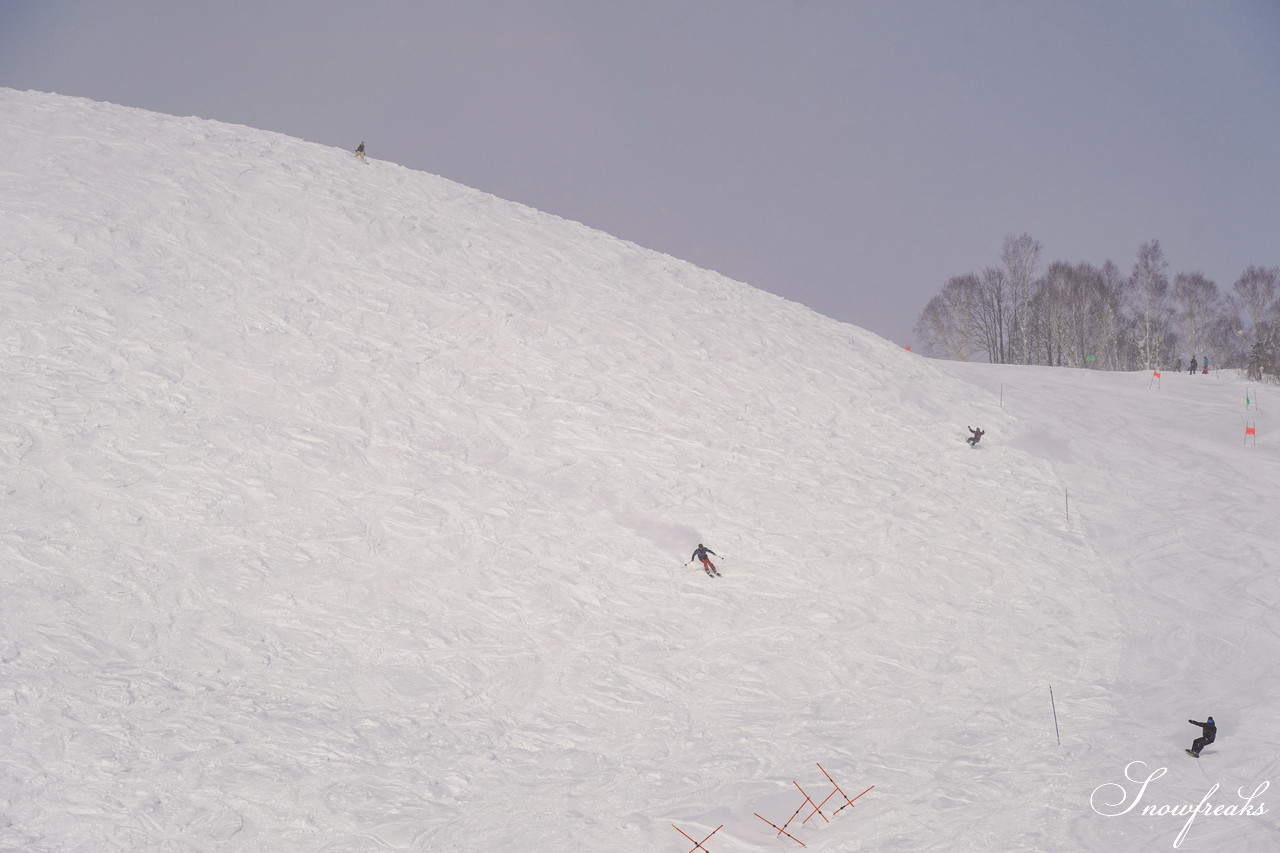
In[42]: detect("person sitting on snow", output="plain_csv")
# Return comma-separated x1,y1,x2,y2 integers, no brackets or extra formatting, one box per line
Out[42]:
1187,716,1216,757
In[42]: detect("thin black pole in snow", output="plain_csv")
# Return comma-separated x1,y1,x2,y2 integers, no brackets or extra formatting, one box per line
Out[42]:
1050,685,1061,746
1064,489,1069,522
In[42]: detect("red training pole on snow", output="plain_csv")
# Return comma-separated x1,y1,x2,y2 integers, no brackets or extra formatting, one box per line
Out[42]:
754,813,807,847
773,781,816,836
817,762,874,816
798,778,835,825
672,823,722,853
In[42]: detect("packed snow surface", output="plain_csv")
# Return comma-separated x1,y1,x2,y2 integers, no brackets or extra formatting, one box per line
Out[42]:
1,89,1277,851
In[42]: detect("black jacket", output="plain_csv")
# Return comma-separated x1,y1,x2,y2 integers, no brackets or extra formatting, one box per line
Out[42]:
1189,719,1216,742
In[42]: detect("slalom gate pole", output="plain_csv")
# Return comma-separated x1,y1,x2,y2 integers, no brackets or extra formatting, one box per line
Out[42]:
816,762,874,816
754,813,807,848
775,782,816,835
830,785,874,816
1050,685,1061,745
798,780,834,825
805,788,840,825
672,823,722,853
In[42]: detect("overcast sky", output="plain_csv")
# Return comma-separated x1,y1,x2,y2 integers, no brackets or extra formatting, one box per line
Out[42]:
3,0,1278,346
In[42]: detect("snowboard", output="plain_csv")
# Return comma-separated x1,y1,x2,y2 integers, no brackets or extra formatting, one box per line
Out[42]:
1185,749,1199,758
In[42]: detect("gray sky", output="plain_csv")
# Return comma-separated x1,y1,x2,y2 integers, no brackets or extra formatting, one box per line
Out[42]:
3,0,1278,346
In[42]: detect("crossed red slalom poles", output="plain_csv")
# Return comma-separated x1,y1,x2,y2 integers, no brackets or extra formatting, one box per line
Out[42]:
671,822,722,853
754,763,873,848
673,764,873,850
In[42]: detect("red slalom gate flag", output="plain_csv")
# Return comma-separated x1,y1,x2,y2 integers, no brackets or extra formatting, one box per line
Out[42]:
1153,370,1161,378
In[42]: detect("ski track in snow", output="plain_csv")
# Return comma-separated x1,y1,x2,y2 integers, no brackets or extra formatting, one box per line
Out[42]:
1,89,1278,851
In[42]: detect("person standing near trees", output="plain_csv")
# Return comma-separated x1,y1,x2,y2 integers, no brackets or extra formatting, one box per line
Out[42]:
1190,355,1199,375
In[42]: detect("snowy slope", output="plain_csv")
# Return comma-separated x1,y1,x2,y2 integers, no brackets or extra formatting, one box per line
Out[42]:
1,89,1277,852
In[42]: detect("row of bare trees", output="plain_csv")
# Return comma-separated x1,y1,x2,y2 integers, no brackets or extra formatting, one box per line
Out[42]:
914,234,1280,381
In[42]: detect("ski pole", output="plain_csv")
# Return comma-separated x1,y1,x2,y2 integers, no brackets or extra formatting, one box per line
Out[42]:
1050,685,1061,746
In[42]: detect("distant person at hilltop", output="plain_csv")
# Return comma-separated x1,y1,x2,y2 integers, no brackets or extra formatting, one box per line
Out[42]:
354,141,366,161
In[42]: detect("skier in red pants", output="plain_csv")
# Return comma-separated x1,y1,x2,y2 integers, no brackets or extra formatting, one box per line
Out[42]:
690,544,720,577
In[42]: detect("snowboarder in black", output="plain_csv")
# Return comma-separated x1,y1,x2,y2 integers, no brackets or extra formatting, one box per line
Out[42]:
966,426,985,447
1187,716,1216,757
354,141,366,161
690,544,719,577
1190,356,1199,375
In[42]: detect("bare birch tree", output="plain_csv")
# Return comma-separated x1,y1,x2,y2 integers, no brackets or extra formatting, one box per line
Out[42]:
1001,233,1042,365
975,266,1011,363
915,275,981,361
1095,260,1133,369
1233,265,1280,381
1129,240,1174,370
1032,262,1110,368
1172,272,1223,365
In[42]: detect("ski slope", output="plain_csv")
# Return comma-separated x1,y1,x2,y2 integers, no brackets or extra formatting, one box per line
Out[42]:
1,89,1277,851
